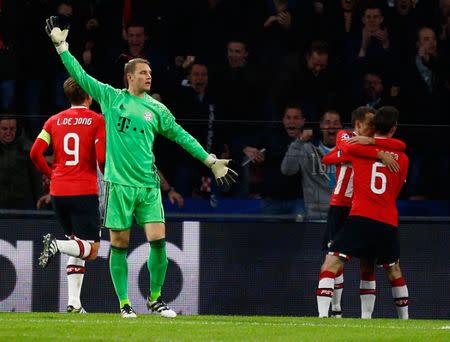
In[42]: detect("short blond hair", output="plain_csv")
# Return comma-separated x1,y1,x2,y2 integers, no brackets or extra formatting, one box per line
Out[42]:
124,58,150,75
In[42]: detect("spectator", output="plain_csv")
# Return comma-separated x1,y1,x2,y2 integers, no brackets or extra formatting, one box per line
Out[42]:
387,0,422,62
163,62,227,197
398,26,450,199
345,4,397,102
320,0,361,61
353,71,400,109
0,115,42,209
103,22,171,97
0,0,19,112
253,0,313,67
281,111,342,220
242,104,306,217
209,38,265,122
273,40,339,123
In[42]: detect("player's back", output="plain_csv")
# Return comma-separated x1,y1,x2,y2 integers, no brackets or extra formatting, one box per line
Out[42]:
349,140,409,227
45,107,105,196
329,129,354,207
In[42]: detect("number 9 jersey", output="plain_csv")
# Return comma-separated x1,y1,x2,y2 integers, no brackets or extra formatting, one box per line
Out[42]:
32,106,106,196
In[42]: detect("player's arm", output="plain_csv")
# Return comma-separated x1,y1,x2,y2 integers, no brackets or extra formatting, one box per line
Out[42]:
95,116,106,173
347,136,406,151
30,130,52,178
322,148,351,165
45,16,117,108
159,107,238,186
341,143,399,172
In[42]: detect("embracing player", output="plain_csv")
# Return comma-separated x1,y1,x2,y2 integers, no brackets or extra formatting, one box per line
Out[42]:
320,106,403,318
30,77,105,313
317,106,409,319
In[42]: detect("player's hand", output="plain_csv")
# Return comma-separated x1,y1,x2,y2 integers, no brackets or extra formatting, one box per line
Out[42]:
378,151,399,172
37,193,51,209
347,136,375,145
168,189,184,208
204,154,238,186
45,16,69,54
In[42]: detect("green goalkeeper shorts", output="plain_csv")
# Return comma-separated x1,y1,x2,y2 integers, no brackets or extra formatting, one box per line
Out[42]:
103,182,165,229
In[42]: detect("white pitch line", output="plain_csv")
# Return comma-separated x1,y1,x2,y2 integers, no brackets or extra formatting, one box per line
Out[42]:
0,317,449,331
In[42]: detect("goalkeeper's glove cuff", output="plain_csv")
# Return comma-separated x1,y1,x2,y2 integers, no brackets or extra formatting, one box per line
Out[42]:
55,42,69,54
203,154,217,168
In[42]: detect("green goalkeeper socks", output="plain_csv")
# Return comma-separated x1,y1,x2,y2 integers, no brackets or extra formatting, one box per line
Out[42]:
148,238,168,301
110,246,130,307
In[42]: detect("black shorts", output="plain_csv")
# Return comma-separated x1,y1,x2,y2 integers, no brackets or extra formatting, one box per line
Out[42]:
52,195,101,242
322,205,351,250
329,216,400,266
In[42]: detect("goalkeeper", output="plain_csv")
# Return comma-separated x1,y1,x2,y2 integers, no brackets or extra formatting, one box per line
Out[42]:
45,16,237,318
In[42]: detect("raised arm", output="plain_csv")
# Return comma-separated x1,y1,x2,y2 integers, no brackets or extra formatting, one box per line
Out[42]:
45,16,117,108
281,139,303,175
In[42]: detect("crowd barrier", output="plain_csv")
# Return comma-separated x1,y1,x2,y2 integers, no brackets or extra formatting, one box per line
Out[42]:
0,213,449,319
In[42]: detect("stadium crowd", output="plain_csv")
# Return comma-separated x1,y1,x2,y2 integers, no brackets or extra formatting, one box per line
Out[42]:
1,0,449,211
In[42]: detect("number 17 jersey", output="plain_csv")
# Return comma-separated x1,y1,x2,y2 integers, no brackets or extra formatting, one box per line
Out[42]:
43,107,105,196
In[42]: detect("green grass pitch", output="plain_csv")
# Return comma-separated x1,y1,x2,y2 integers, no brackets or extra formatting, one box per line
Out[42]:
1,313,450,341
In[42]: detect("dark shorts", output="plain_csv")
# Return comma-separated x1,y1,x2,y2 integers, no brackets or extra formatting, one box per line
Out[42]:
329,216,400,266
52,195,101,242
322,205,351,251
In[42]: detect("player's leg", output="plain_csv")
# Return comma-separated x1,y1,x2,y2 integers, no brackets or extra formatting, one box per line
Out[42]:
385,263,409,319
359,257,376,319
377,223,409,319
325,206,350,318
110,229,135,317
136,187,176,318
316,254,346,318
331,267,344,317
104,182,137,318
39,196,100,268
66,256,86,313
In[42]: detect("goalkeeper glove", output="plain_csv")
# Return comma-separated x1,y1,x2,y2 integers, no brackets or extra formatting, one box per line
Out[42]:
204,154,238,186
45,16,69,54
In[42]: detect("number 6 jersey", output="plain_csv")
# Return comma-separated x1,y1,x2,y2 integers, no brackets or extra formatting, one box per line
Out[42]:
31,106,105,196
341,139,409,227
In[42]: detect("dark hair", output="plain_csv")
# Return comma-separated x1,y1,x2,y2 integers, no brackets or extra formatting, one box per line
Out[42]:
415,26,435,43
320,109,340,122
374,106,399,134
125,21,146,33
362,4,384,17
284,103,304,117
63,77,88,105
351,106,376,127
307,40,329,56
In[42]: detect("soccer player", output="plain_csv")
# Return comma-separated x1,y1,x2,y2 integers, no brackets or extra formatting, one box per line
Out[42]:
316,106,409,319
44,16,237,318
321,106,405,318
30,77,106,313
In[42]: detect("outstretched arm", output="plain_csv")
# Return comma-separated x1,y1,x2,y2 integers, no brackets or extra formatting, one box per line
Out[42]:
159,107,238,186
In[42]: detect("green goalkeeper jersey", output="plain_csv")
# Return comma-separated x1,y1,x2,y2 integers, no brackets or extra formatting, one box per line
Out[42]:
60,51,209,187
